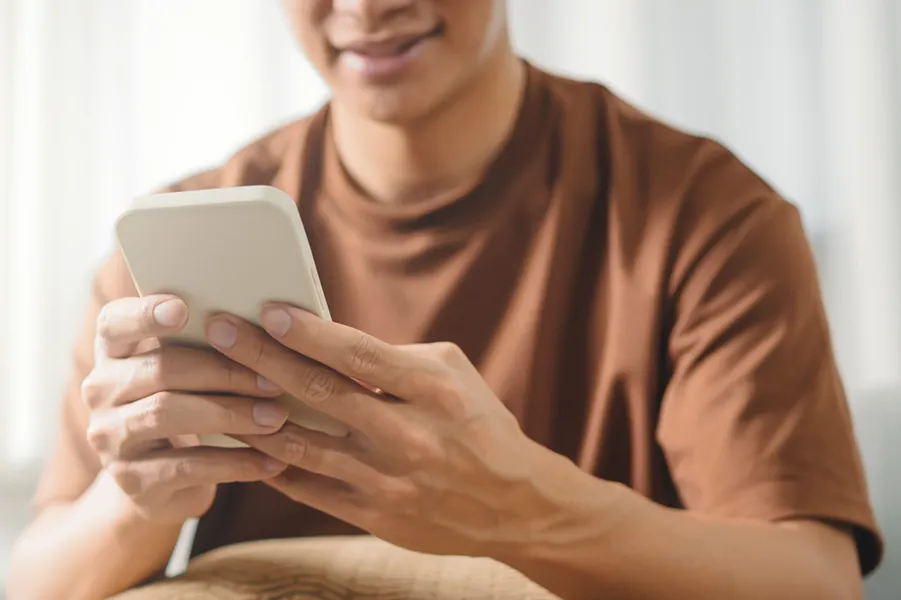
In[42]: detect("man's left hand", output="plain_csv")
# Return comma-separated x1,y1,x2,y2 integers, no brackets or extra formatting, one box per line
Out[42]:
205,305,567,557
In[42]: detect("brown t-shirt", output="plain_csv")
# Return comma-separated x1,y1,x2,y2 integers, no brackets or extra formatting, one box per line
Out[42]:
34,65,882,573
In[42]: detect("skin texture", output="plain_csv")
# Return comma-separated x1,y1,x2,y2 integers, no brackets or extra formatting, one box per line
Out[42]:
205,305,864,600
8,2,865,599
82,296,290,524
282,0,510,123
282,0,526,204
8,296,290,600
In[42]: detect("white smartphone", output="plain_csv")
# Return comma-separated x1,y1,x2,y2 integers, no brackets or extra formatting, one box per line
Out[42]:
115,185,349,447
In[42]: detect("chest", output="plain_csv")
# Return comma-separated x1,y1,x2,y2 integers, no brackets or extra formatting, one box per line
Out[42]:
303,192,667,475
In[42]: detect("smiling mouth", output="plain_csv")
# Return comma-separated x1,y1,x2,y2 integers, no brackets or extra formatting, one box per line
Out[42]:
338,32,433,56
332,24,443,79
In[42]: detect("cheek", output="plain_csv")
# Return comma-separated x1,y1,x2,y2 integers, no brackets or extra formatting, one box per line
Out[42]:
284,0,334,72
297,31,334,75
442,0,508,67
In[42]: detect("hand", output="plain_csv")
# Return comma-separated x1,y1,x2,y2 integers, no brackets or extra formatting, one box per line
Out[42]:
82,295,289,524
205,306,566,557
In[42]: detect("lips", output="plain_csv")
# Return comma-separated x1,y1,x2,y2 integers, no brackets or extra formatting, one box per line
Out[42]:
332,26,441,80
333,24,442,58
339,34,428,57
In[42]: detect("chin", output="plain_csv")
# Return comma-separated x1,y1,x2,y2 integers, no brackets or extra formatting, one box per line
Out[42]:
330,62,466,125
358,92,437,124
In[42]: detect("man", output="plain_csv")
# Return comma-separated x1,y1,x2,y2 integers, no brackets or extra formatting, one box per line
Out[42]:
8,1,882,599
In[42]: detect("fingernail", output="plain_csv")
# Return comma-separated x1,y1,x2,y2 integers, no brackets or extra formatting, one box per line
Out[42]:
264,457,286,473
257,375,281,393
207,320,237,349
261,308,292,337
153,299,187,328
253,401,288,427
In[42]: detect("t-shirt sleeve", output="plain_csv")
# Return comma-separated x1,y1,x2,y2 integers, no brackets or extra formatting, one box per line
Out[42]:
656,191,883,574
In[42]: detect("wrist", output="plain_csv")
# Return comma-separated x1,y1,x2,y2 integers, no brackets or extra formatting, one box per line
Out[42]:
489,444,648,578
86,471,183,548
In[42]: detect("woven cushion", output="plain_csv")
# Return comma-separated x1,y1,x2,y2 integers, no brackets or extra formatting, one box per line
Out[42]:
112,536,559,599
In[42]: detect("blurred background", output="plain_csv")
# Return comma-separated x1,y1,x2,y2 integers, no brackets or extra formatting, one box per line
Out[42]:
1,0,899,596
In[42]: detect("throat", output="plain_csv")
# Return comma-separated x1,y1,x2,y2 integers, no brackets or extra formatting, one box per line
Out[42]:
330,56,527,205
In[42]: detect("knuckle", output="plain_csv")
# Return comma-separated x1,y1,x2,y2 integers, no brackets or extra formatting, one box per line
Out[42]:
211,402,240,431
399,428,442,468
137,351,165,386
433,377,470,419
248,337,267,368
375,477,418,506
80,373,106,409
139,299,158,332
222,358,245,391
95,302,116,340
457,412,500,449
281,433,310,466
88,411,138,460
143,392,174,430
85,418,112,454
434,342,467,366
169,458,198,482
303,369,338,405
348,334,380,375
108,461,144,497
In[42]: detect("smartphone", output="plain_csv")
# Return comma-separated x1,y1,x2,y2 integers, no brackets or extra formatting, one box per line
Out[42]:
115,185,348,447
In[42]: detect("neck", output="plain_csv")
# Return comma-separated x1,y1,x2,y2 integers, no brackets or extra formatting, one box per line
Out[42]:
330,46,526,204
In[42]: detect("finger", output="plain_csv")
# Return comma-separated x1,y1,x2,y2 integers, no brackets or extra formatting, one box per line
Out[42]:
87,393,290,459
265,468,364,525
96,295,188,359
107,447,286,500
237,425,386,492
258,306,442,401
205,317,403,435
81,345,282,410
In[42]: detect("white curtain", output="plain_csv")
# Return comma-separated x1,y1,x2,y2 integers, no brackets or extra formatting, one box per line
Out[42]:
0,0,327,473
2,0,899,477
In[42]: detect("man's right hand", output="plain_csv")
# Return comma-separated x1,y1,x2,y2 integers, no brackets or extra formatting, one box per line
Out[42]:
82,294,289,524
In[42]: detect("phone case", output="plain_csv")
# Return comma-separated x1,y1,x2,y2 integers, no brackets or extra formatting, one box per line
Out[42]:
115,185,348,446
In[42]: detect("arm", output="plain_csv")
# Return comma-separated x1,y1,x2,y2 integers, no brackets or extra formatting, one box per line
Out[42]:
8,270,289,600
496,451,863,600
200,193,879,600
8,171,244,600
498,195,876,599
8,474,181,600
7,255,182,600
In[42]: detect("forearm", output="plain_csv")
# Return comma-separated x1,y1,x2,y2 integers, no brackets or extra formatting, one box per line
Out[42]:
7,473,182,600
496,454,861,600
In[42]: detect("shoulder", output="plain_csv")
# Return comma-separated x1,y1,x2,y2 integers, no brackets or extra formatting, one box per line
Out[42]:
542,65,784,208
539,66,801,291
